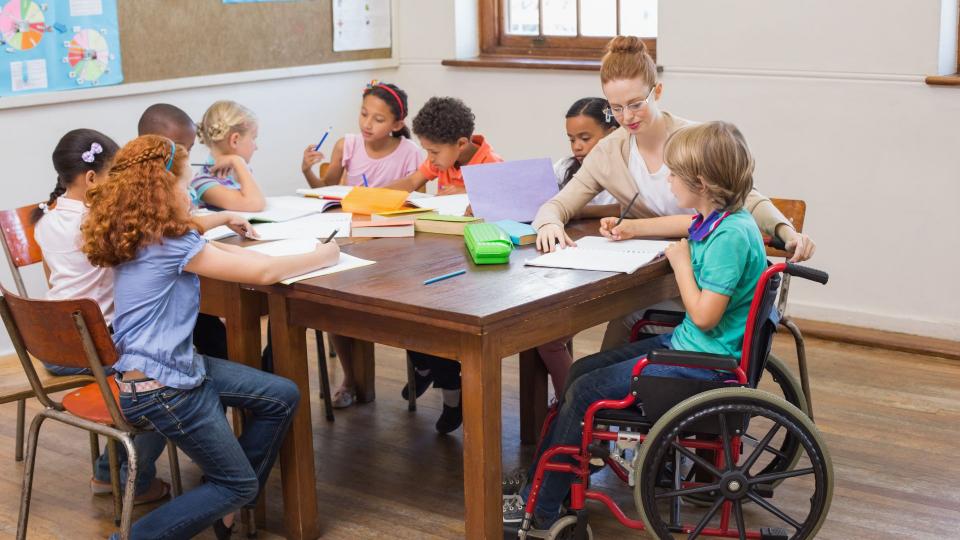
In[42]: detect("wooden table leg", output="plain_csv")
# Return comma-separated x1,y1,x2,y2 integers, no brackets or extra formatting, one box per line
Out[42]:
519,348,549,445
222,285,269,528
351,339,376,403
269,294,320,540
460,334,503,540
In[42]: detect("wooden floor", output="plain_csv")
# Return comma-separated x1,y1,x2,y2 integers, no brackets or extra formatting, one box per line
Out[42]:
0,324,958,539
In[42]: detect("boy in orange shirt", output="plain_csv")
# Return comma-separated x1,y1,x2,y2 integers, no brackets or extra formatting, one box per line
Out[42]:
389,96,502,433
388,96,502,195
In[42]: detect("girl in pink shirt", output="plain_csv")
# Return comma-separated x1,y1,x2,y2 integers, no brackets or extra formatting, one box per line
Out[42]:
300,81,422,408
301,81,423,188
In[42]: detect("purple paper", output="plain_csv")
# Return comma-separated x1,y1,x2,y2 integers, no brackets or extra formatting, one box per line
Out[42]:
461,158,559,223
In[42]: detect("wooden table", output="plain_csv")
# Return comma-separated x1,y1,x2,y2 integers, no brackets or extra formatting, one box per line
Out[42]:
205,220,678,539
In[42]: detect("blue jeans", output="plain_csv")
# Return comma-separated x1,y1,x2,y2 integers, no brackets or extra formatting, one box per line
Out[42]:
522,334,728,524
42,363,165,495
113,356,299,540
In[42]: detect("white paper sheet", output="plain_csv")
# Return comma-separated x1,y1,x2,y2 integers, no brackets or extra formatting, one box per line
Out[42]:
525,236,670,274
283,253,376,284
332,0,392,52
70,0,103,16
407,194,470,216
10,60,47,92
252,213,352,240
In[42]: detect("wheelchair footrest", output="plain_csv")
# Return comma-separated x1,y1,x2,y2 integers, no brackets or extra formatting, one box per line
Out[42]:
760,527,789,540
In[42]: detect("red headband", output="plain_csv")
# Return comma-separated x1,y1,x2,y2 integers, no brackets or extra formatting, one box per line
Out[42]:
364,81,405,119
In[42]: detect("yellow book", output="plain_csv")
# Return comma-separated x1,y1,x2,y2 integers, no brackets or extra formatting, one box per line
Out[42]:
340,187,409,215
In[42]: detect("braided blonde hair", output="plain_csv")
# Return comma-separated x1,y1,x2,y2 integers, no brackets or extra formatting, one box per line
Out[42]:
196,100,257,147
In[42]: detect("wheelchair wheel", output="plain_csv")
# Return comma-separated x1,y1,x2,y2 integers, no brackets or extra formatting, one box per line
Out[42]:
682,355,809,508
541,515,593,540
634,387,833,540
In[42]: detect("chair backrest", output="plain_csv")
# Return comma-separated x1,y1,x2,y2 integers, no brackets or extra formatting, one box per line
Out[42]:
742,270,782,388
767,198,806,313
0,204,44,296
0,285,125,427
319,162,330,179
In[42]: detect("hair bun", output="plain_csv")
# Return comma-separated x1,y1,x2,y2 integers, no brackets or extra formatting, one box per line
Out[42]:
605,35,647,55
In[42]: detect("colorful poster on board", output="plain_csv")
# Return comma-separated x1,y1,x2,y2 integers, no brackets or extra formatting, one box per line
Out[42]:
333,0,390,52
0,0,122,97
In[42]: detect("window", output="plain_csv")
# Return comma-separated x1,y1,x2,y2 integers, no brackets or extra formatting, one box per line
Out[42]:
479,0,657,61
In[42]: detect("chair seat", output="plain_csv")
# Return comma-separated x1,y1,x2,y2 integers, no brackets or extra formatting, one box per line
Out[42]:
0,356,94,405
62,378,119,425
594,407,653,430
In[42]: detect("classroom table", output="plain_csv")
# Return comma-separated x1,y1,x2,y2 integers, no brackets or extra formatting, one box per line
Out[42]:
203,220,678,540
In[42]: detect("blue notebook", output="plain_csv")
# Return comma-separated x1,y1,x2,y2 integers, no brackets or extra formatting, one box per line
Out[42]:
494,220,537,246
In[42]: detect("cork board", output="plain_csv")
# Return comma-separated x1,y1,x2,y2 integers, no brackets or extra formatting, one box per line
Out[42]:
116,0,391,84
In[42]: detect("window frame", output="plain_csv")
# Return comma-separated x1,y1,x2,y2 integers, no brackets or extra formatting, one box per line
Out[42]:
478,0,657,61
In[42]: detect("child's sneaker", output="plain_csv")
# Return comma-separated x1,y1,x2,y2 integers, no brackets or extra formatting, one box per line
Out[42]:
502,466,527,495
502,494,526,524
435,403,462,434
401,369,433,400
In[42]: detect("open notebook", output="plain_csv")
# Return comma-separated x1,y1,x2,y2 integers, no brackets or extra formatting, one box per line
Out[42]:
525,236,671,274
243,239,375,284
407,194,471,216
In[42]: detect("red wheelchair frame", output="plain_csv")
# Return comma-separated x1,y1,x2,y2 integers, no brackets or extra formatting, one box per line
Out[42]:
519,262,830,540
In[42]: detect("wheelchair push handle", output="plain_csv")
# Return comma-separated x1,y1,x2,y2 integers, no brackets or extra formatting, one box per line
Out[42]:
785,262,829,284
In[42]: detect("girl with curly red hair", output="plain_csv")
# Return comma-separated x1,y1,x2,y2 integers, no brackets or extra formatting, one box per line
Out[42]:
84,134,339,539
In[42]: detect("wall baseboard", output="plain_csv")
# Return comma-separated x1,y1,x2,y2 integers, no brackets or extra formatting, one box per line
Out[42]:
790,318,960,361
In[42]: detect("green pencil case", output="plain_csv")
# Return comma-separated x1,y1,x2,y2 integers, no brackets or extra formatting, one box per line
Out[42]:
463,223,513,265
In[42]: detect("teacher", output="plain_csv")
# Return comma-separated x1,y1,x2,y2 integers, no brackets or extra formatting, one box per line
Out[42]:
532,36,816,350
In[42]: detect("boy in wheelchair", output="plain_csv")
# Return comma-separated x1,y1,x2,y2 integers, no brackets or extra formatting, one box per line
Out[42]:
504,121,817,537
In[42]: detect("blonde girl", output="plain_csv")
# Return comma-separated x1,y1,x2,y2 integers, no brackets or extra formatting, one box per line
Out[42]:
193,100,266,211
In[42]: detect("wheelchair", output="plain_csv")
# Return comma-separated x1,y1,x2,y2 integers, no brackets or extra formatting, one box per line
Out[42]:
518,262,833,540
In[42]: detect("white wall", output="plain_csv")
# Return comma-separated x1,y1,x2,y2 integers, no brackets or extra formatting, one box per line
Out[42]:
1,0,957,354
393,0,960,340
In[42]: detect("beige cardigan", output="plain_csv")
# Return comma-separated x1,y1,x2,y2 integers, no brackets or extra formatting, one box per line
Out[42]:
532,112,793,237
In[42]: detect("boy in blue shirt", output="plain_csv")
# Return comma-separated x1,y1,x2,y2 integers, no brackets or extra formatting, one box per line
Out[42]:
503,121,768,530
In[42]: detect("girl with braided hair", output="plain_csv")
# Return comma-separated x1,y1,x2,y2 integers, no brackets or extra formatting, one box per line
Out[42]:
84,135,338,539
191,100,266,211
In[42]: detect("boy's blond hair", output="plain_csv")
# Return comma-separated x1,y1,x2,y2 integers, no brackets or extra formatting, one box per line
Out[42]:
197,100,256,147
664,121,754,212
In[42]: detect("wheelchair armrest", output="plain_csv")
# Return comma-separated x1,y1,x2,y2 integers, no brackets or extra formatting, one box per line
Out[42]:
647,349,739,371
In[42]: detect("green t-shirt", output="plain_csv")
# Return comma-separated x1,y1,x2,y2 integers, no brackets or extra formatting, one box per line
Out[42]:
670,210,767,357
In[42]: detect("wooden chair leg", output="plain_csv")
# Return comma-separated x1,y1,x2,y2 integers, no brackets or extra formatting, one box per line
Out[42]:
315,330,334,422
15,399,25,461
166,440,182,497
405,352,417,412
782,317,814,421
89,433,100,476
106,438,122,526
16,412,47,540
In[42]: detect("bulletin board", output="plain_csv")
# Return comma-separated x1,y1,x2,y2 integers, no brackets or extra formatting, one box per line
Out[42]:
117,0,392,84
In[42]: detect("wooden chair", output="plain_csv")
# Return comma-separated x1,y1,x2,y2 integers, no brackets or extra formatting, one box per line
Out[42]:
0,204,96,462
767,198,815,419
0,286,182,539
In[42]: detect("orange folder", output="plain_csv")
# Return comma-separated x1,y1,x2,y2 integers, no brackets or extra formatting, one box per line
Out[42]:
340,187,409,215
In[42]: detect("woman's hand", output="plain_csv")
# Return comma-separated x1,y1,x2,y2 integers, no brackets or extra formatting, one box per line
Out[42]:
301,146,326,173
781,229,816,262
663,239,691,270
599,217,638,241
536,223,576,252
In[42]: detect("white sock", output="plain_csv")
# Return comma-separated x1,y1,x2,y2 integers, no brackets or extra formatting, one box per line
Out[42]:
442,388,461,408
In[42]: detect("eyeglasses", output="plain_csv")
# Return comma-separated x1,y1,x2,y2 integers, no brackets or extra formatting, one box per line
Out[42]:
603,87,656,122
